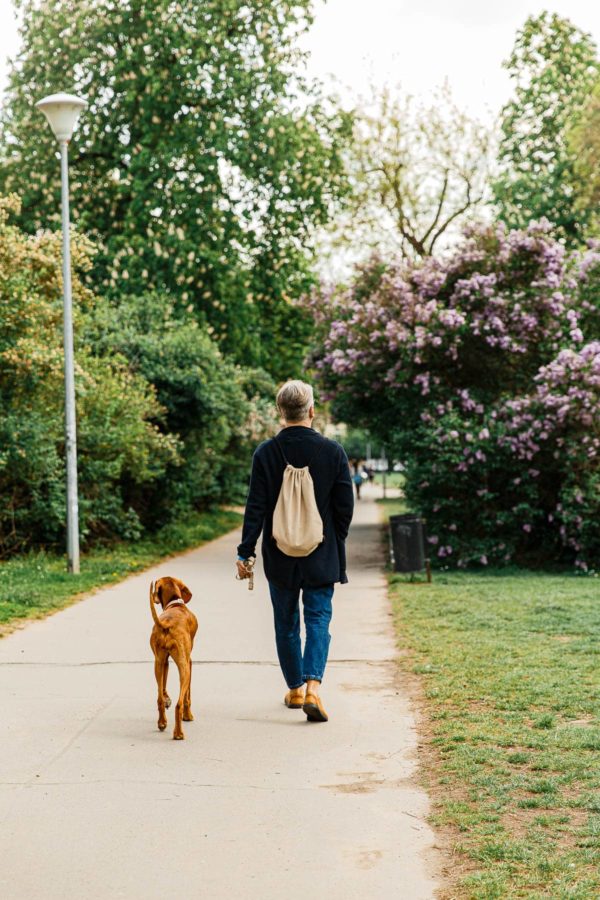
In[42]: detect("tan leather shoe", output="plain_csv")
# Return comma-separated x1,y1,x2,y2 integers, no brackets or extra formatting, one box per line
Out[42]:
284,688,305,709
303,692,328,722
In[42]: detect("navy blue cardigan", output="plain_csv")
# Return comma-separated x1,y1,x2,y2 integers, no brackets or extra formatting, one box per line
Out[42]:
237,426,354,589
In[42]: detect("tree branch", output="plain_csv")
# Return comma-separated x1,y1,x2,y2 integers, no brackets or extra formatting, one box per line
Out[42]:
428,182,485,253
421,170,449,245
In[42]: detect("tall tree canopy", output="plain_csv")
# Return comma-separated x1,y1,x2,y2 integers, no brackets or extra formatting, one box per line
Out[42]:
569,77,600,234
321,85,491,272
1,0,351,378
493,12,599,244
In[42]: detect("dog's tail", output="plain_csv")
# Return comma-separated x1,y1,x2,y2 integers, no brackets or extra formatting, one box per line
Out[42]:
149,581,168,629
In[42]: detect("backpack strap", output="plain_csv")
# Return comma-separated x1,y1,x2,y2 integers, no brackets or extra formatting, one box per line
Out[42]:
274,433,327,469
273,435,289,466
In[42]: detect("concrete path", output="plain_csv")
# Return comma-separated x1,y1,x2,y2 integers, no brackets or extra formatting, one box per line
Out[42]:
0,486,440,899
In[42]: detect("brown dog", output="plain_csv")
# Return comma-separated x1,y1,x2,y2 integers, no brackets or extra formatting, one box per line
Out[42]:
149,577,198,740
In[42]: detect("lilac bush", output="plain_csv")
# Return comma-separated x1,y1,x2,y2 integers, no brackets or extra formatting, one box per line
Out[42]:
500,343,600,570
307,221,600,569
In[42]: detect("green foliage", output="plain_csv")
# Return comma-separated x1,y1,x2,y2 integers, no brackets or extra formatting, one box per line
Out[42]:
494,12,600,244
0,194,177,554
310,221,600,569
569,77,600,233
389,566,600,898
0,196,275,554
335,427,370,461
1,0,352,378
84,292,277,521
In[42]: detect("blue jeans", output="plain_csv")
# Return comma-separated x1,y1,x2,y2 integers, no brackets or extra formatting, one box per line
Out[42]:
268,582,334,689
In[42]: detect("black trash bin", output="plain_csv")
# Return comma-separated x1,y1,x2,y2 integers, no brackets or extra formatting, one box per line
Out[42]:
389,514,429,578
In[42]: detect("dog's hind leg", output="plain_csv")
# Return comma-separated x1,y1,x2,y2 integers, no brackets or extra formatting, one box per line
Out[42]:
173,657,191,740
155,654,168,732
183,659,194,722
162,657,171,709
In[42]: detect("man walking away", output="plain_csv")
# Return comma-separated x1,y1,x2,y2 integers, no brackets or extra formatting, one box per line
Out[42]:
236,380,354,722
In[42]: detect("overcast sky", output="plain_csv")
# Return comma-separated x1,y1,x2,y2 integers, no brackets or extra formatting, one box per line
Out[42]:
0,1,599,121
301,0,600,121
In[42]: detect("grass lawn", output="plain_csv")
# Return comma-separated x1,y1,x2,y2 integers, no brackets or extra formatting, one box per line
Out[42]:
378,501,600,896
0,508,242,631
377,496,409,518
390,567,600,898
372,470,405,489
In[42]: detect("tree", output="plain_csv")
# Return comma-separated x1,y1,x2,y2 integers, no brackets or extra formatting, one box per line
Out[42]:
493,12,599,244
0,194,178,553
1,0,352,378
307,221,600,569
569,77,600,232
83,292,278,522
321,84,491,268
0,190,278,554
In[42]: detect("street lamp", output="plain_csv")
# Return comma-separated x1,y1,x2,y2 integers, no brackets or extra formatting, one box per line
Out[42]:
36,92,87,574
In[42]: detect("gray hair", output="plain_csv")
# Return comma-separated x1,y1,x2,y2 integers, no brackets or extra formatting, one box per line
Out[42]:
276,380,314,423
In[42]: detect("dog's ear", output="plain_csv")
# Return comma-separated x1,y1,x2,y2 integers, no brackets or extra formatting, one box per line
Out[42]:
154,581,163,604
174,578,192,604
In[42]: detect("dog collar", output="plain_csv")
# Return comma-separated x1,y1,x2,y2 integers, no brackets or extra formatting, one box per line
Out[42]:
164,598,186,610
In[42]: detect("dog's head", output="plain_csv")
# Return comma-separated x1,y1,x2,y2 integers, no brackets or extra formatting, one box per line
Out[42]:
152,577,192,609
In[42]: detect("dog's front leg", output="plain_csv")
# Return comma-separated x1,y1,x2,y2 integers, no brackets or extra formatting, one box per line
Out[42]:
155,657,168,731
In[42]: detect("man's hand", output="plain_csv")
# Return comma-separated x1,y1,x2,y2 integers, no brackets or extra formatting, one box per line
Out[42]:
236,559,251,580
236,557,255,590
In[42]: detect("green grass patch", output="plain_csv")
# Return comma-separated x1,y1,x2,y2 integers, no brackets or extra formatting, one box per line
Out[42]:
390,569,600,898
372,470,405,488
0,508,242,630
376,496,409,519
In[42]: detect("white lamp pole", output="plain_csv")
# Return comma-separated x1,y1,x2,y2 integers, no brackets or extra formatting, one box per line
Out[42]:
36,92,87,574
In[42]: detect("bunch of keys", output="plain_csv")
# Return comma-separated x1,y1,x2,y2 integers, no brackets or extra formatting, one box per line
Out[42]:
236,556,255,590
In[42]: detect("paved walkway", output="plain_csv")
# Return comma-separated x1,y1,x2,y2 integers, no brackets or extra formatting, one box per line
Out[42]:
0,487,440,899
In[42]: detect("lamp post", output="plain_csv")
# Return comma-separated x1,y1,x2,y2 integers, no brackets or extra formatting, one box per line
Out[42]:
36,92,87,574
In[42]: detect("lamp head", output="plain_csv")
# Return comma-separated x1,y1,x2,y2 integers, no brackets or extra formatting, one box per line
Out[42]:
35,92,87,142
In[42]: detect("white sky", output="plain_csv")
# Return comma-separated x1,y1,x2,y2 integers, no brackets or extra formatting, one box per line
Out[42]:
301,0,600,121
0,1,599,120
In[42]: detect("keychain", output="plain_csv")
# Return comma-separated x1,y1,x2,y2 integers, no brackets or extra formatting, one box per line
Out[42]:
236,556,255,590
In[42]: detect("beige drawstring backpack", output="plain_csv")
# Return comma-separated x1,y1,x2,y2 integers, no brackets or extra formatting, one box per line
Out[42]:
272,437,324,557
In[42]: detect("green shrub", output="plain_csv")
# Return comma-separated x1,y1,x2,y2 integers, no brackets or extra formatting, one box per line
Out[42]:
0,196,179,553
310,221,600,569
83,292,277,524
0,196,275,554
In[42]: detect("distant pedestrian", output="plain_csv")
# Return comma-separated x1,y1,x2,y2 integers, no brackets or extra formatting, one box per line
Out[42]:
352,461,364,500
236,380,354,722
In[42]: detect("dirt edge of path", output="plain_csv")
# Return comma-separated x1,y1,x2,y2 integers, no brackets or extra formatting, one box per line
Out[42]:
392,644,475,899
